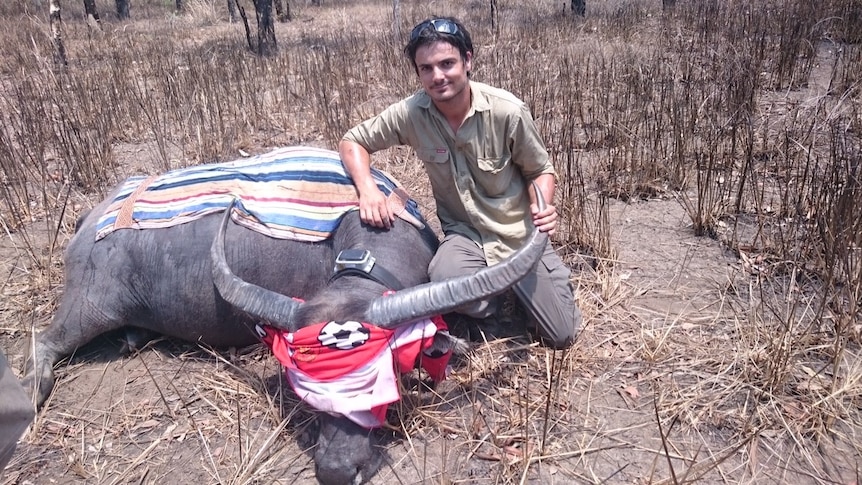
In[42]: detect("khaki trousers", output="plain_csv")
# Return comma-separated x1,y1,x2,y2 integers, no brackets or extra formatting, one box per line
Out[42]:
429,233,581,349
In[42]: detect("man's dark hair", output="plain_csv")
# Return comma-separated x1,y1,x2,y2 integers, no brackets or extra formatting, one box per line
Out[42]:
403,17,474,75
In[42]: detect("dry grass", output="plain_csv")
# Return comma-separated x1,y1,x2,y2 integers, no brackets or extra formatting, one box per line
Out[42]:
1,0,861,483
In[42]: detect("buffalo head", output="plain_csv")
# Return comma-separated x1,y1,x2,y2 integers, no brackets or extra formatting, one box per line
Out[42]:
211,193,548,484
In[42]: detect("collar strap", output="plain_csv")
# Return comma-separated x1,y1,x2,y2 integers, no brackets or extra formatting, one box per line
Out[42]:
330,264,406,291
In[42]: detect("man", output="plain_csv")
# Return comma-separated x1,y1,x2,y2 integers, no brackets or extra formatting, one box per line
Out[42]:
339,17,580,348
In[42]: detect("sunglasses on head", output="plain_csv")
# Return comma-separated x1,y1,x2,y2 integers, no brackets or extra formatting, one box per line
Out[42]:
410,19,460,41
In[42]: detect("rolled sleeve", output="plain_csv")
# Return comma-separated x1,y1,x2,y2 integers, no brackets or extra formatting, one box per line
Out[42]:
509,105,554,180
343,102,410,154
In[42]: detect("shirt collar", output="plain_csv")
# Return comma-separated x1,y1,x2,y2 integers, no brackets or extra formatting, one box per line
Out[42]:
469,81,492,112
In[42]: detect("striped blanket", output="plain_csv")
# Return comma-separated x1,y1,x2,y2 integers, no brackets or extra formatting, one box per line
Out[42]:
95,146,424,242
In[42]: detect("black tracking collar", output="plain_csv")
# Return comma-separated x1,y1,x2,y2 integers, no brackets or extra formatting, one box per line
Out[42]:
330,249,406,291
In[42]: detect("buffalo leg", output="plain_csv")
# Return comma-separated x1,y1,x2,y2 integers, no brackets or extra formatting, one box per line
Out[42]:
22,296,132,407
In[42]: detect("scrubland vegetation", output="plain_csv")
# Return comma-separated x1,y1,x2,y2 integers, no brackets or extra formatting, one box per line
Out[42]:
1,0,860,483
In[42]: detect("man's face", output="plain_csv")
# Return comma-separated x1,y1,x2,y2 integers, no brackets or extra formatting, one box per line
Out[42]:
414,41,472,105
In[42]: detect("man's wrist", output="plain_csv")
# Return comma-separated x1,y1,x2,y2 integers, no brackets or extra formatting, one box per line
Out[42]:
356,178,380,196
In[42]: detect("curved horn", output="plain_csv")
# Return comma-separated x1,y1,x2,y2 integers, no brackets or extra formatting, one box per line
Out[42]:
366,182,549,327
211,199,301,330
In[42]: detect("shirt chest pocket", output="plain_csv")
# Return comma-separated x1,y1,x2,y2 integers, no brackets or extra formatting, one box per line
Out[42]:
477,155,510,174
474,154,515,196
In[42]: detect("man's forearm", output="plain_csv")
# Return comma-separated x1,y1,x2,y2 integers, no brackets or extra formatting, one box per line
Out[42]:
339,138,395,228
339,139,378,195
530,172,556,207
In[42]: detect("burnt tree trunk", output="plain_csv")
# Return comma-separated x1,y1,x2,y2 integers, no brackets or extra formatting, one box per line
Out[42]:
489,0,498,32
237,1,254,48
273,0,290,22
571,0,585,16
116,0,129,19
254,0,277,56
240,0,277,56
49,0,68,66
82,0,101,27
227,0,238,22
392,0,400,39
176,0,183,12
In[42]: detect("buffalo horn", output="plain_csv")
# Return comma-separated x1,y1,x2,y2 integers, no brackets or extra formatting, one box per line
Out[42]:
366,183,549,327
211,199,301,331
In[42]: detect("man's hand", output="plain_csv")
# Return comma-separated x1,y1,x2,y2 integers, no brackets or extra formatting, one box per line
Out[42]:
530,173,557,236
531,201,557,236
358,185,394,229
339,139,395,229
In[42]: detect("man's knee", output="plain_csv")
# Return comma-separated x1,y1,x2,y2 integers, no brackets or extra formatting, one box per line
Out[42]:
537,304,581,349
429,234,486,282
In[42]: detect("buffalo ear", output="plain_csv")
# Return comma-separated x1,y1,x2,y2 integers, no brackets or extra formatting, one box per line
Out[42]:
429,331,469,355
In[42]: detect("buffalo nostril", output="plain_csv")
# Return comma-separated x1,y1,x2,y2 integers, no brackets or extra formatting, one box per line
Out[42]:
315,464,360,485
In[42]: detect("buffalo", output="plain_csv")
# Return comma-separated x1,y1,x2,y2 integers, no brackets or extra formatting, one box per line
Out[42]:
22,146,547,484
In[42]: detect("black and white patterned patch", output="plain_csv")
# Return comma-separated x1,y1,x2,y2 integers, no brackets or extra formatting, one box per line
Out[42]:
317,320,371,350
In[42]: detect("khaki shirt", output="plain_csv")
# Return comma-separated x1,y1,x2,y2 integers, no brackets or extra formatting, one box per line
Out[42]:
344,81,554,265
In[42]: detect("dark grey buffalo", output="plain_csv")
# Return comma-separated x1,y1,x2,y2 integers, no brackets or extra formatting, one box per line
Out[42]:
23,148,547,484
